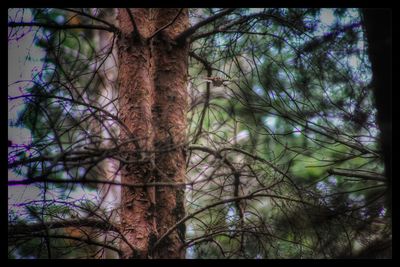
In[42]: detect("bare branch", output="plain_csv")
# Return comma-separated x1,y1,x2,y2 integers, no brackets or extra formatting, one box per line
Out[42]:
125,8,141,39
8,218,118,236
327,168,386,182
175,8,236,44
151,185,312,253
8,177,189,188
8,21,117,32
149,8,184,40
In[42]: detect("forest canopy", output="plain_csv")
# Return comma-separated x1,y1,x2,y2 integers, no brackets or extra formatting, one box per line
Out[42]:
8,8,391,259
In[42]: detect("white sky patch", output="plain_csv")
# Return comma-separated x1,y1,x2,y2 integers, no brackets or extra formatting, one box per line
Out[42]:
263,115,277,130
8,8,43,147
349,193,364,202
186,246,195,259
55,15,65,24
292,126,302,136
234,130,249,143
226,206,237,231
314,9,336,37
8,9,39,210
267,90,276,100
185,224,196,258
341,9,359,24
227,206,235,219
348,54,360,69
316,181,329,193
378,208,386,217
253,85,264,96
8,185,41,214
8,9,73,221
8,126,32,145
8,9,46,123
319,9,335,26
328,176,337,185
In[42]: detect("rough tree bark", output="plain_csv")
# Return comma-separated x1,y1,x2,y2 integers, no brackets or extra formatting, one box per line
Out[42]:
117,8,189,259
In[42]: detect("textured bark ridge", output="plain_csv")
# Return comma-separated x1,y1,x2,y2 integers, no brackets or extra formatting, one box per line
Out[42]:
117,8,189,259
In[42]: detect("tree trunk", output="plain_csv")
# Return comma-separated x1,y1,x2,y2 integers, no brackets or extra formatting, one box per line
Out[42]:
361,9,392,216
117,8,189,259
93,9,121,259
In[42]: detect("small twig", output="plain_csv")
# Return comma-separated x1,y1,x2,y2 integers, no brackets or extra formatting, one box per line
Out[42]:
8,218,119,235
327,168,386,182
151,184,310,252
188,52,212,144
125,8,141,39
59,8,119,32
175,8,236,44
149,8,183,40
8,21,117,33
8,177,188,188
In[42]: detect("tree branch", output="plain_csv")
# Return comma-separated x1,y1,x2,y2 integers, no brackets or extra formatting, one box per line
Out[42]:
149,8,183,40
327,168,386,182
8,21,117,33
189,51,212,73
190,11,262,42
8,218,118,236
59,8,119,32
9,232,122,256
151,184,312,253
189,11,306,43
175,8,236,44
8,177,189,188
188,52,213,144
125,8,141,39
189,144,297,184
